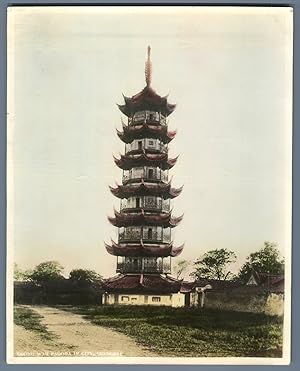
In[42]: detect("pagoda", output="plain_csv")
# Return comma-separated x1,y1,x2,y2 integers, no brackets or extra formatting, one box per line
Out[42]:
103,47,189,306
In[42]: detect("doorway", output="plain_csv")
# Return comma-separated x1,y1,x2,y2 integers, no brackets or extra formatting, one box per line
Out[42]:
148,228,153,240
148,169,154,179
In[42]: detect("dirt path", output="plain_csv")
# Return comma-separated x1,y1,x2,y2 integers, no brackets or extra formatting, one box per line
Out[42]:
14,306,157,357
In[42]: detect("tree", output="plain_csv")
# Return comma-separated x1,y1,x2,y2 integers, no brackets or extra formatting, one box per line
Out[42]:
69,269,102,283
27,261,64,284
173,260,190,279
191,248,237,280
14,263,24,281
238,241,284,282
13,263,33,281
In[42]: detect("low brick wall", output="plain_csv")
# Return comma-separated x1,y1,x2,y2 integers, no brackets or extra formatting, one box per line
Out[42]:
204,287,284,316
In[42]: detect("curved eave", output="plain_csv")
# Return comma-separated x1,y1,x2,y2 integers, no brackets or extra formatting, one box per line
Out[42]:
116,125,177,144
113,154,178,170
117,104,128,116
105,240,178,257
109,182,183,199
102,273,182,293
170,243,185,257
107,210,183,228
117,87,176,117
170,185,184,198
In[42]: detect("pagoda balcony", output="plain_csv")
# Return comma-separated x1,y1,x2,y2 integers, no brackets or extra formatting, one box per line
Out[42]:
128,111,167,126
120,198,170,213
116,260,171,274
123,168,168,184
125,140,167,155
119,232,171,244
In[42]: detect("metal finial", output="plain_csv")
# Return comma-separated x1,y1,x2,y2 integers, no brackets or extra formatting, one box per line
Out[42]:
145,45,152,87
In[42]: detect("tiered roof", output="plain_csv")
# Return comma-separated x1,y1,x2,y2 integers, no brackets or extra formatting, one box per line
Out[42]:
114,152,178,170
117,86,176,117
105,239,184,257
109,181,183,199
102,273,183,293
117,123,176,144
108,209,183,228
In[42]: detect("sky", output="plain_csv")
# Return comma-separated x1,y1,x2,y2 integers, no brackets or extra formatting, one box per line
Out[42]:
7,6,293,278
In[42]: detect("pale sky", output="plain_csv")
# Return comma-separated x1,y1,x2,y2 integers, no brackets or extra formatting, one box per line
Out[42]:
8,6,293,278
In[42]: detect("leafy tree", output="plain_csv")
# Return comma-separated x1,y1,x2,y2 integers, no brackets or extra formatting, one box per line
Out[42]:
238,241,284,282
14,263,24,281
69,269,102,283
173,259,190,279
191,248,237,280
13,263,33,281
27,261,64,284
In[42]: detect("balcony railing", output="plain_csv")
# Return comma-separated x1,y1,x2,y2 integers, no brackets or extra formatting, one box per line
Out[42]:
125,143,167,154
116,261,171,274
119,232,171,244
128,113,166,126
120,199,170,212
122,170,168,184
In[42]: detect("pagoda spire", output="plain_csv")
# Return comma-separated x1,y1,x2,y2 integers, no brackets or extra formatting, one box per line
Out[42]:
145,45,152,87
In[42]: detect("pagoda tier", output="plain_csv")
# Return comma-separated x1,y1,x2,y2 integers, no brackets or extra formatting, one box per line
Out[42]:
102,273,182,294
114,152,178,170
117,86,176,117
108,209,183,228
105,239,184,257
109,181,183,199
116,124,176,144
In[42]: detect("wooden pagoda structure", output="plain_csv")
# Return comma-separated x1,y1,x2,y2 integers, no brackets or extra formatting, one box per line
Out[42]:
103,47,189,306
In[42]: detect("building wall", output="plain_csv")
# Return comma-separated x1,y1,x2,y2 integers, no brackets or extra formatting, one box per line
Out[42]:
171,293,185,307
204,289,284,316
104,293,185,307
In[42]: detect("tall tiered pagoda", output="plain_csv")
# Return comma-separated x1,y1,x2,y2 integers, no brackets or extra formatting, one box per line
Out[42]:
103,47,190,306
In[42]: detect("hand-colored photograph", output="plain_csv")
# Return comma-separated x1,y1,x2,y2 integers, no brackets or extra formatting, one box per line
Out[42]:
7,6,292,364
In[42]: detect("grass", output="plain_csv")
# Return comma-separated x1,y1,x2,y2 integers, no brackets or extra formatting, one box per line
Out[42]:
60,305,283,357
14,306,56,341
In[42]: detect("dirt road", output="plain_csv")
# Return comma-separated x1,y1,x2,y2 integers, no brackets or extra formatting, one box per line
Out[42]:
14,306,157,357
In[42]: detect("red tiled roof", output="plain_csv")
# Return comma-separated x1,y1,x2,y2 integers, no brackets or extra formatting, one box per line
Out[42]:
249,271,284,292
117,124,176,144
102,273,182,293
109,181,183,199
105,240,184,257
108,209,183,228
180,281,198,293
113,152,178,171
118,86,176,117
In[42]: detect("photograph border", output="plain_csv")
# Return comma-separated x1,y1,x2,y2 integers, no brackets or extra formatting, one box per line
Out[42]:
1,0,299,369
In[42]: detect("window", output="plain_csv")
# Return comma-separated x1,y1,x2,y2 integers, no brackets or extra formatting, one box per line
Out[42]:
144,295,148,304
133,258,139,270
148,140,154,146
134,111,145,122
148,168,154,179
138,141,143,150
121,296,129,302
152,297,161,303
148,228,153,240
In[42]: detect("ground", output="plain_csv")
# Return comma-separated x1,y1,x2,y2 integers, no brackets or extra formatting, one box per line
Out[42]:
13,304,283,358
14,305,157,357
